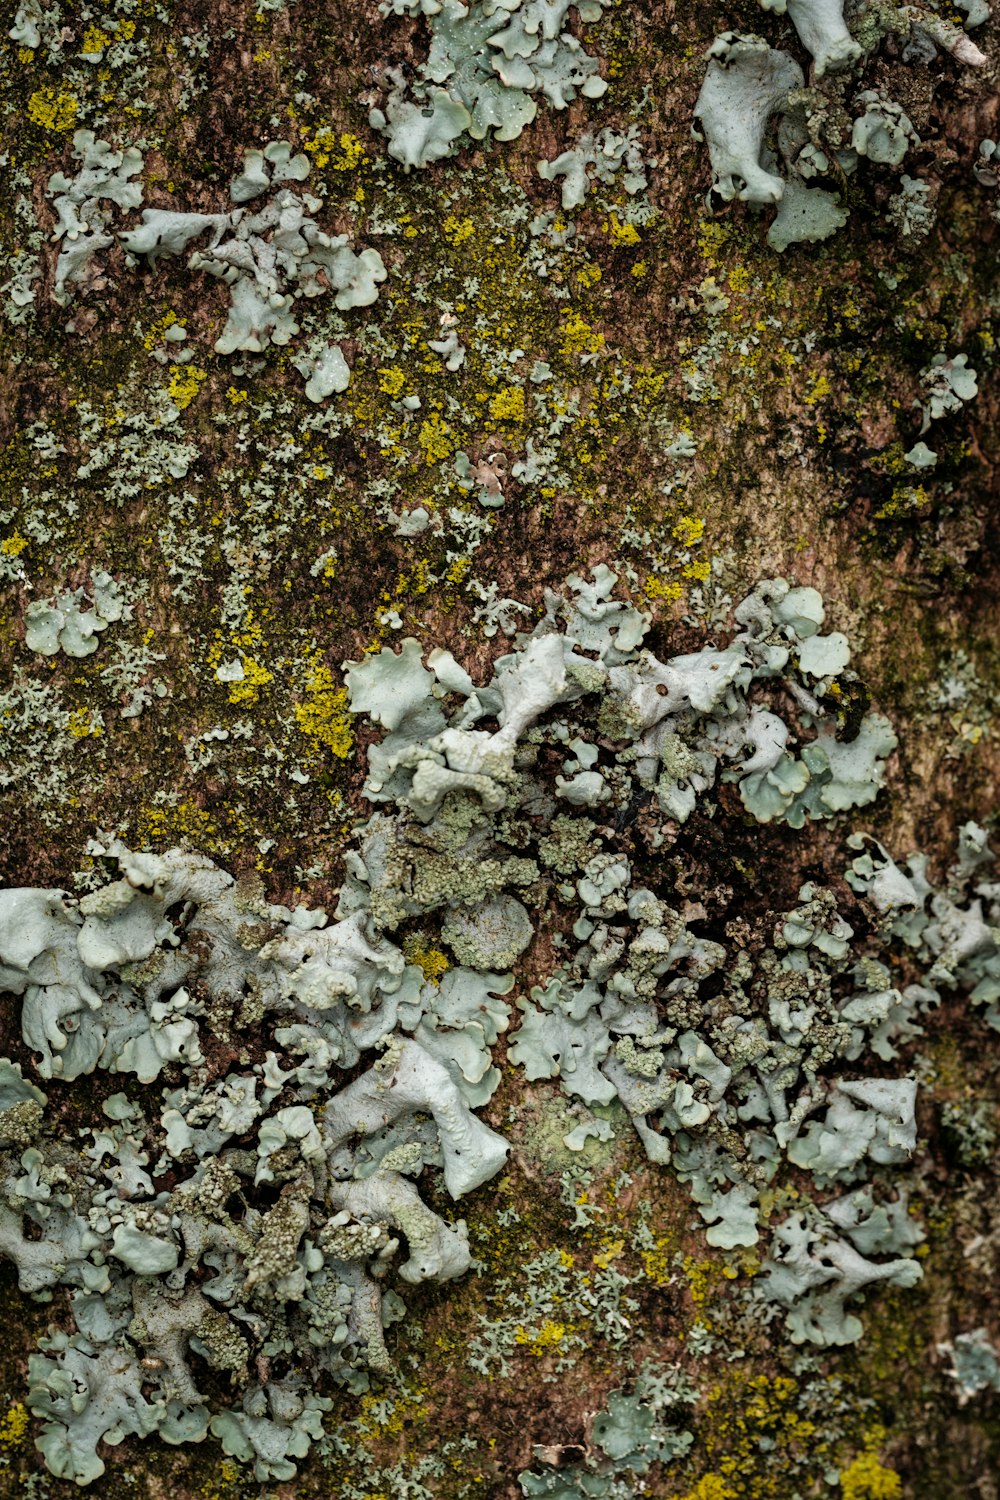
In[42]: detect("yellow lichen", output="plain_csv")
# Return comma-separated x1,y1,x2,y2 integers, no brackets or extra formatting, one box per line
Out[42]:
81,26,113,56
330,132,366,170
644,577,683,604
0,532,29,556
144,311,185,352
28,87,78,131
303,127,366,171
294,663,354,758
672,515,705,547
673,1477,738,1500
66,708,103,739
697,218,731,266
840,1452,902,1499
683,1255,723,1306
444,214,475,246
489,386,526,423
673,1373,829,1499
352,1387,428,1441
640,1234,675,1285
875,483,931,520
514,1320,566,1355
417,411,454,465
635,370,666,400
403,938,450,984
0,1402,29,1448
608,213,641,247
804,374,832,406
378,367,406,397
167,365,207,410
561,313,605,357
134,800,223,853
207,612,274,706
227,656,273,705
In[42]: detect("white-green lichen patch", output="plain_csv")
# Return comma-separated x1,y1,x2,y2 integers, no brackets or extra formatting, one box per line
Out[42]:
121,144,386,356
758,0,861,76
373,0,609,170
694,34,803,207
23,571,132,658
694,0,986,250
0,571,988,1481
46,129,144,306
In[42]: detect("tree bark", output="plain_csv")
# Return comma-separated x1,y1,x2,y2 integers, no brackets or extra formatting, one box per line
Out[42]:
0,1,997,1496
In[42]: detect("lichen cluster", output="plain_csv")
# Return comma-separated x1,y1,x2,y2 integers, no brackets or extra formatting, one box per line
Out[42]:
693,0,989,251
0,568,996,1487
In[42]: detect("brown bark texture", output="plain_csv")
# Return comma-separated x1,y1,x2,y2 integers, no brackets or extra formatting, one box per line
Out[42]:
0,1,998,1497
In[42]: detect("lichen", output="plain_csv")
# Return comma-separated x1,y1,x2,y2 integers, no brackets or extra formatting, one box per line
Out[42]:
0,0,997,1491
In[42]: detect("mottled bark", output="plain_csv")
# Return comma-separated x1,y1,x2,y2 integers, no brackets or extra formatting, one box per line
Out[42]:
0,1,998,1496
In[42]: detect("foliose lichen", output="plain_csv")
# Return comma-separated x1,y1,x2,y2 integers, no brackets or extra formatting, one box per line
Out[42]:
0,569,972,1481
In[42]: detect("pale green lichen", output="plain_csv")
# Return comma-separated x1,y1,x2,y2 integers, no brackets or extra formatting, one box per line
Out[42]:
23,571,131,658
693,34,802,206
758,0,860,75
0,567,957,1482
373,0,609,169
